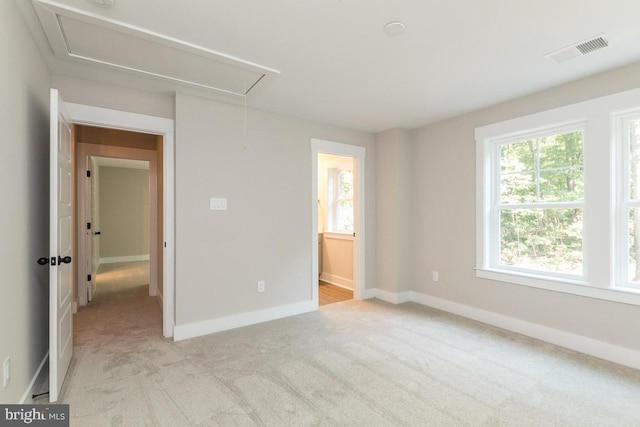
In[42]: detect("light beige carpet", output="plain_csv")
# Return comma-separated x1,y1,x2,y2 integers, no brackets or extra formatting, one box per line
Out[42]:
59,265,640,426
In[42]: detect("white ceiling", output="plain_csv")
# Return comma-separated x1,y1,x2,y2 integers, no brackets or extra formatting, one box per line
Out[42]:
20,0,640,133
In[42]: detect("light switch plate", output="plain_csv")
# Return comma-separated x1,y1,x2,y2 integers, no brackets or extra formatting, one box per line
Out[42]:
210,197,227,211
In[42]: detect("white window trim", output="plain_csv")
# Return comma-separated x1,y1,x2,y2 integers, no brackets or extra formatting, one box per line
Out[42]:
614,108,640,291
476,88,640,307
324,231,354,241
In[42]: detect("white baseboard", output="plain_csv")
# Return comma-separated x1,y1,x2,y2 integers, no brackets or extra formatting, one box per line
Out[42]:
366,288,640,371
20,352,48,404
173,300,317,341
100,254,150,265
319,273,354,290
370,288,412,304
362,287,377,300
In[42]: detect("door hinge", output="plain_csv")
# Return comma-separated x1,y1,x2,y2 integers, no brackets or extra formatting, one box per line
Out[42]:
87,222,91,230
87,274,91,282
86,170,91,178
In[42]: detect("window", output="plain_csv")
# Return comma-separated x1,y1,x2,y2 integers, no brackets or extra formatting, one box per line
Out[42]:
496,126,584,276
327,167,353,233
617,113,640,289
476,88,640,306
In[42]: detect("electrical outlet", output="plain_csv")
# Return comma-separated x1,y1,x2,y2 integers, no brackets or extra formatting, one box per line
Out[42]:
432,271,439,282
3,357,10,388
257,280,265,292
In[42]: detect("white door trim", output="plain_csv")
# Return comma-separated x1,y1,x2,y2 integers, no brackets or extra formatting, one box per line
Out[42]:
66,103,175,338
311,139,366,304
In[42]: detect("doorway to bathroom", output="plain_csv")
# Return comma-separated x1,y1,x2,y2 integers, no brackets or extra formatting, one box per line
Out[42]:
311,139,366,307
317,153,355,305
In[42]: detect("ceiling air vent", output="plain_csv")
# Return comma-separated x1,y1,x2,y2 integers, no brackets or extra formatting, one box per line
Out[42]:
545,35,609,64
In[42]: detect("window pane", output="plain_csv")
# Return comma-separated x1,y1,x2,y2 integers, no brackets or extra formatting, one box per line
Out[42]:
336,200,353,232
628,119,640,200
501,141,533,173
500,208,583,274
628,208,640,283
338,170,353,199
538,131,583,169
500,173,535,203
539,168,584,202
499,129,583,204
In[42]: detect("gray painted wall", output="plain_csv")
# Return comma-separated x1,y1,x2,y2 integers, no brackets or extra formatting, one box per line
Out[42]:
52,75,174,120
175,93,376,325
0,1,51,403
376,128,413,294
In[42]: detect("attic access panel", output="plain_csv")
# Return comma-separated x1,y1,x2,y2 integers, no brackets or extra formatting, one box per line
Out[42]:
33,0,279,97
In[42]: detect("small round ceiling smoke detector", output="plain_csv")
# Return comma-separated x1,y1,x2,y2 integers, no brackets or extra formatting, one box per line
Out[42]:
384,21,405,36
89,0,115,8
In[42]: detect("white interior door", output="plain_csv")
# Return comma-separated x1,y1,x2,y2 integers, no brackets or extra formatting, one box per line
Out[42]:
49,88,73,402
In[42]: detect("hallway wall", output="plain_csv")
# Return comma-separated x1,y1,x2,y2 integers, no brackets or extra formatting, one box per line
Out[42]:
99,166,150,260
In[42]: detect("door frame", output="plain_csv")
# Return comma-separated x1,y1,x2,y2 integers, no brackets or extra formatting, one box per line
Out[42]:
311,139,366,304
66,102,175,338
76,145,158,303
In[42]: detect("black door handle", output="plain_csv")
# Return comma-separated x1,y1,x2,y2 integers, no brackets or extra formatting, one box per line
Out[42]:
38,256,72,265
93,231,101,235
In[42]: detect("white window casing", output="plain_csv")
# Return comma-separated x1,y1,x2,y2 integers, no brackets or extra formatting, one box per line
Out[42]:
476,88,640,306
614,110,640,290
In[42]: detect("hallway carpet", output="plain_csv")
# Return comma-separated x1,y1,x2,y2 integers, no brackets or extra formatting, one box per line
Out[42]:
60,266,640,425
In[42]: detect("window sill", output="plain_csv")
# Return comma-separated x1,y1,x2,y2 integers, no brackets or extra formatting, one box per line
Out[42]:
323,232,354,241
476,268,640,307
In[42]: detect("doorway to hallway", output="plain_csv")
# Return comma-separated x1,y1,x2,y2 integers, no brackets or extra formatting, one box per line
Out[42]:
75,125,162,332
66,102,175,338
